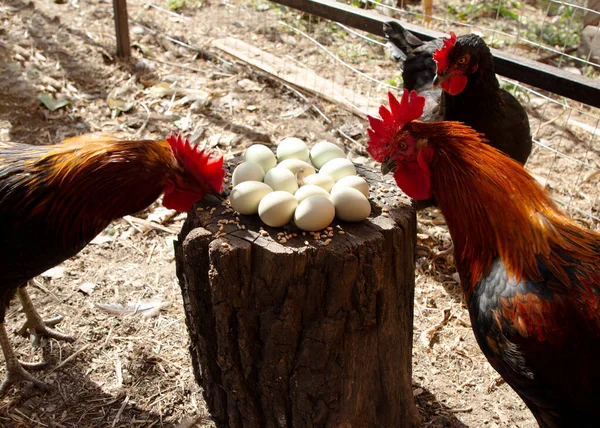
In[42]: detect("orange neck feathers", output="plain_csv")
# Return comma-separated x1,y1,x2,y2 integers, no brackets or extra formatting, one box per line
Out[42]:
411,121,600,295
15,137,174,244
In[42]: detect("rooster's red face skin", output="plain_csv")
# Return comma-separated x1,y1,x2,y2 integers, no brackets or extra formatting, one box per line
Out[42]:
365,90,437,201
393,145,435,200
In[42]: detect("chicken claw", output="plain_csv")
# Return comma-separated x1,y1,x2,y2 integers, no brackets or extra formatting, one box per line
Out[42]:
0,322,48,394
16,286,76,347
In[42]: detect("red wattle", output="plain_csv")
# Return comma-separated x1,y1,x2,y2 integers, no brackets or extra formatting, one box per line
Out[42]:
441,75,468,95
393,162,432,200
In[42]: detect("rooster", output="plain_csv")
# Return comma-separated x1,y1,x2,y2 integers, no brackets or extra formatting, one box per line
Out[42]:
367,90,600,427
383,22,532,165
0,133,224,392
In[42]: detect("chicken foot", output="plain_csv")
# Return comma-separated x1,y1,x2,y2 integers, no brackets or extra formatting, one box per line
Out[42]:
0,322,48,394
16,285,76,347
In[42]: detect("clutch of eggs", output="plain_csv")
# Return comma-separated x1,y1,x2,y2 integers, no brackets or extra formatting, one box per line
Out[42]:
229,137,371,232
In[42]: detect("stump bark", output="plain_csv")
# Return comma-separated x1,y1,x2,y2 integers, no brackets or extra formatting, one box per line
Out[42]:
175,164,419,428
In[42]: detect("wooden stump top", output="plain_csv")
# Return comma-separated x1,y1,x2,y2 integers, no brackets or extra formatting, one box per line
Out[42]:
186,159,414,253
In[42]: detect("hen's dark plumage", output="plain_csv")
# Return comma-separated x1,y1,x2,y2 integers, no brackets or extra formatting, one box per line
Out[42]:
383,21,443,94
383,22,532,165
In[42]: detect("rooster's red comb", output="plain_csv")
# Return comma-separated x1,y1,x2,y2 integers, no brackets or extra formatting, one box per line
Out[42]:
167,133,225,192
366,90,426,162
432,32,457,73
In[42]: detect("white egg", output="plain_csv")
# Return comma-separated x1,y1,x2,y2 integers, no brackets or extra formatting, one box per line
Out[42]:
331,187,371,222
310,141,346,169
318,158,357,182
277,159,316,178
229,181,273,215
276,137,310,162
294,184,330,203
301,174,335,192
258,191,298,227
232,161,265,187
331,176,369,198
244,144,277,172
263,167,298,194
294,195,335,232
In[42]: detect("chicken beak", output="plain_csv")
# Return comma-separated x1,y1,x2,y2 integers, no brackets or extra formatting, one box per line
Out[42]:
208,189,227,201
381,159,397,176
432,72,450,89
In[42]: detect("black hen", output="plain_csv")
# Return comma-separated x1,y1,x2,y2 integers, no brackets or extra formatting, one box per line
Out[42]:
383,21,443,94
383,21,532,165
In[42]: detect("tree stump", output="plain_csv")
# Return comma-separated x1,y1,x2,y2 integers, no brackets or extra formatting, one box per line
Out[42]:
175,163,419,428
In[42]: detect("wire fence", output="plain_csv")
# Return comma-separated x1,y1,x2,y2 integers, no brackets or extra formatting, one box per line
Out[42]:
375,0,600,228
113,0,600,227
200,0,599,228
386,0,600,69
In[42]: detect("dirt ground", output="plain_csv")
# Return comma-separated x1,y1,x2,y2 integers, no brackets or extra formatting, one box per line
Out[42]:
0,0,598,427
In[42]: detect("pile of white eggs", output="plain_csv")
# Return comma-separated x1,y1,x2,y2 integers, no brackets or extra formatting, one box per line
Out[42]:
228,138,371,232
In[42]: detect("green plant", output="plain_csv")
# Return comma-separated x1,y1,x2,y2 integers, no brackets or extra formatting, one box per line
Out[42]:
583,66,600,80
337,43,369,64
447,0,520,21
347,0,379,10
519,0,582,48
385,75,403,89
167,0,185,10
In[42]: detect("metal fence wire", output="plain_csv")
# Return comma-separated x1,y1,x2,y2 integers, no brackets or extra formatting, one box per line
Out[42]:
203,0,599,229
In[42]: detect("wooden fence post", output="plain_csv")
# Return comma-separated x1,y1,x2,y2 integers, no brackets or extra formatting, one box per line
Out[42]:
113,0,131,58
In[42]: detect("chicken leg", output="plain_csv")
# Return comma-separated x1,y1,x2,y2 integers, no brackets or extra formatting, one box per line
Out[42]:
0,322,48,393
16,285,76,347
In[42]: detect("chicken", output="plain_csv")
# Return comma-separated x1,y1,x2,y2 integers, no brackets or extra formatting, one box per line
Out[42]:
383,22,533,165
0,133,225,392
367,90,600,427
383,21,443,95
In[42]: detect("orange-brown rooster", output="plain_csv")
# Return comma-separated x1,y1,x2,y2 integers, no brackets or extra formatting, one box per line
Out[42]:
0,133,224,393
367,90,600,427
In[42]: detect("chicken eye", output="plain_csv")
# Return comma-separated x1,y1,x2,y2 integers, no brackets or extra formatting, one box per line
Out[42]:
456,54,470,66
398,142,408,151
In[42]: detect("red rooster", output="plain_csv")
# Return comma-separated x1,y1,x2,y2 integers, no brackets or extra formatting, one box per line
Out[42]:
0,133,224,392
367,90,600,426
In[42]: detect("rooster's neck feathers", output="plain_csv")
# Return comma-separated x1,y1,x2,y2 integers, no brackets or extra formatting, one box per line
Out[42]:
3,136,175,245
417,122,600,294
